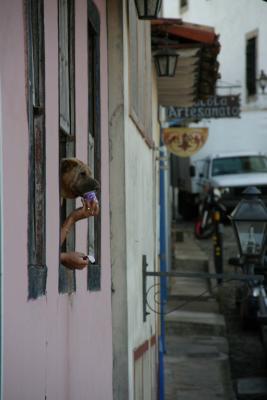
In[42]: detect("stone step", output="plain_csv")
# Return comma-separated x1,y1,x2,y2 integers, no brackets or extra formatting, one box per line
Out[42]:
165,335,229,356
172,256,209,273
172,232,210,274
174,248,208,259
165,309,226,337
165,352,235,400
166,298,220,314
173,232,208,253
172,230,185,243
169,276,211,298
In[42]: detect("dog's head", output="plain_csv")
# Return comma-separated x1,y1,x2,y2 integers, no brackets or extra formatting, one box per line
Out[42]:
60,158,100,199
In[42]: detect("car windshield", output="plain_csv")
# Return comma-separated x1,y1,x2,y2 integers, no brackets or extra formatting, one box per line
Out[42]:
211,156,267,176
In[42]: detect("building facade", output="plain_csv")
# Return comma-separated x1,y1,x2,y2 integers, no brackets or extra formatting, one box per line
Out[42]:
107,1,160,399
0,1,224,398
163,0,267,160
0,0,112,398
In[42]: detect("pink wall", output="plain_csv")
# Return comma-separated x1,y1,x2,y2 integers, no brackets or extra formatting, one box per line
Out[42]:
0,0,112,399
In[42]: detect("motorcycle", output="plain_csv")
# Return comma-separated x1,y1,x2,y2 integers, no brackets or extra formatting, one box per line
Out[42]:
194,187,226,239
229,256,267,330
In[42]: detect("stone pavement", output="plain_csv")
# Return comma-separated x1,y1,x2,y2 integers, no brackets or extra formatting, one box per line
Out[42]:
164,228,236,400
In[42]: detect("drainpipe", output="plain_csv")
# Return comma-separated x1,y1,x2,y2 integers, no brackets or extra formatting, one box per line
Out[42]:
0,77,3,400
159,134,168,400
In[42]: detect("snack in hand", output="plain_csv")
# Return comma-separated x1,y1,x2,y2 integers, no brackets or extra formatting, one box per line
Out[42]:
82,254,96,264
83,191,98,202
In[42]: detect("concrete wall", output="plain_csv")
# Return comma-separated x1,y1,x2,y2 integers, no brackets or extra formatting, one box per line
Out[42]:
108,0,129,398
108,0,160,398
163,0,267,160
0,0,112,399
123,9,159,400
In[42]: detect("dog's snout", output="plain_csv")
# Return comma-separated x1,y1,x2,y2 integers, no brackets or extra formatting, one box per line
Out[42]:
79,178,100,195
92,179,100,191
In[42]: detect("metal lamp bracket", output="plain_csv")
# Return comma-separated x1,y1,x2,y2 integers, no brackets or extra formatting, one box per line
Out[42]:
142,259,264,322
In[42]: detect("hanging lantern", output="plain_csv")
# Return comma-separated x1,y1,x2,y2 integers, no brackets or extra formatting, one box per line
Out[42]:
154,50,178,77
230,187,267,263
134,0,162,20
257,70,267,94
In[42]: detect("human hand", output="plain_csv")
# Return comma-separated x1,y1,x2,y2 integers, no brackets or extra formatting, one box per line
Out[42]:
60,198,100,246
70,198,99,223
83,197,100,216
60,251,89,270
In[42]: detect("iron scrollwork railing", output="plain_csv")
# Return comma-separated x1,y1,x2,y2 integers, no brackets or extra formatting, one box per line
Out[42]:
142,258,265,322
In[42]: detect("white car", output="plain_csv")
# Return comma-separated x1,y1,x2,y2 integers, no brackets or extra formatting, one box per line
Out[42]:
199,152,267,209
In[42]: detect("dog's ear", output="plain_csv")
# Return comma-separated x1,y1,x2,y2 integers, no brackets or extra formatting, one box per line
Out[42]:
60,158,78,174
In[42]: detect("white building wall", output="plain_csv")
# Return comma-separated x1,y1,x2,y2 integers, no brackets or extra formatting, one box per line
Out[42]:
162,0,179,17
123,6,159,400
109,1,160,399
124,80,159,398
163,0,267,159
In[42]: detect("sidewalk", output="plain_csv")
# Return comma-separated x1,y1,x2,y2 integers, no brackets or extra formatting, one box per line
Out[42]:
164,227,236,400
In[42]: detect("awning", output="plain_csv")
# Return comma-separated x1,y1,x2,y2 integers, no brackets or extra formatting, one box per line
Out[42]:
151,18,221,107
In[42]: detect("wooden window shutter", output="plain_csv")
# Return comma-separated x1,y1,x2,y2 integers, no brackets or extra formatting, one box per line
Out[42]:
27,0,47,299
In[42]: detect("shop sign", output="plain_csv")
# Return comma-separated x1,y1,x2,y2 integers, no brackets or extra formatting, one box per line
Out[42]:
163,127,208,157
166,95,240,121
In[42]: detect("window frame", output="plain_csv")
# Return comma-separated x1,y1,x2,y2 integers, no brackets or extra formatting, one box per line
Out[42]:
58,0,77,294
180,0,189,13
246,30,258,101
87,0,102,291
26,0,47,300
128,1,153,148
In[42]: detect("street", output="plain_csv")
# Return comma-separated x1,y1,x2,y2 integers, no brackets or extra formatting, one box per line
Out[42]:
177,219,267,399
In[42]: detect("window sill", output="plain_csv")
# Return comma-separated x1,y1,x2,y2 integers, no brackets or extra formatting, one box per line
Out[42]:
28,264,47,300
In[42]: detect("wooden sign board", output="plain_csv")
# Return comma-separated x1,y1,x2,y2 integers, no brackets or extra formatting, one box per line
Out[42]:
166,95,240,121
163,127,208,157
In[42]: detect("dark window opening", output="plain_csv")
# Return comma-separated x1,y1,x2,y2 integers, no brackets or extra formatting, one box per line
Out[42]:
58,0,76,293
26,0,47,300
180,0,188,9
246,36,257,97
88,0,101,291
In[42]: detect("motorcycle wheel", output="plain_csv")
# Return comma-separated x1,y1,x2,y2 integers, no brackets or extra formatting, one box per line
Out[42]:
194,211,214,239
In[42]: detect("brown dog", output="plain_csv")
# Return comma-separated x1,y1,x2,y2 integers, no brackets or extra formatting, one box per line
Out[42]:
60,158,100,199
60,158,100,249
